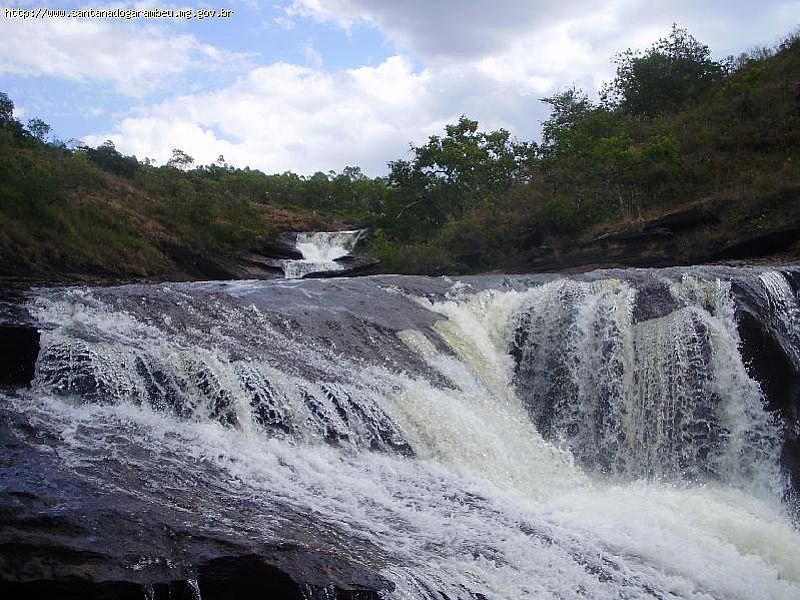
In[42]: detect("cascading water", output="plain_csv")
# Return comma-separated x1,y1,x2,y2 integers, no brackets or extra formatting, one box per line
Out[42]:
2,266,800,598
510,276,782,492
281,230,364,278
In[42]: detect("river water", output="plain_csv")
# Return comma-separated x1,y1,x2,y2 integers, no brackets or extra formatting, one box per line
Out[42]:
2,266,799,598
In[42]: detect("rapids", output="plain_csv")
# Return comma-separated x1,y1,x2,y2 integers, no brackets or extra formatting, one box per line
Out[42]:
1,266,799,598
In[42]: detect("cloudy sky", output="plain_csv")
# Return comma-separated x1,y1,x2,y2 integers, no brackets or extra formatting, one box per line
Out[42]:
2,1,798,175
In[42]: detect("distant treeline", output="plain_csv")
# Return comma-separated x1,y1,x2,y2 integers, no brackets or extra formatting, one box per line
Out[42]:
1,25,799,278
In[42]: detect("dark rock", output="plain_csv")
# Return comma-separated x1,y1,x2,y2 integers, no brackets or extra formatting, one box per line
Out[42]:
0,557,382,599
736,305,800,498
0,325,39,387
0,579,147,600
260,234,302,260
711,227,800,261
304,255,381,279
586,206,717,250
642,206,718,233
241,254,285,271
160,243,241,280
335,254,380,272
232,254,286,279
0,409,391,598
630,282,682,322
589,228,671,246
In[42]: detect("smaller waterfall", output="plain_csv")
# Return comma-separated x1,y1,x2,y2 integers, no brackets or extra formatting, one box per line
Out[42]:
282,230,364,279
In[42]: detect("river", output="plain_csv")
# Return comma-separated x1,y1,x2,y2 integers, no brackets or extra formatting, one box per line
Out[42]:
1,266,799,598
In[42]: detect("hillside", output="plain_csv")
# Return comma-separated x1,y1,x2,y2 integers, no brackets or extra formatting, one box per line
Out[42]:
365,27,800,274
521,26,800,272
0,132,348,285
1,26,798,285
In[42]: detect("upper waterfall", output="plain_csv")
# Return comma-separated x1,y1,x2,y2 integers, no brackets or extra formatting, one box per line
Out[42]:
281,229,364,278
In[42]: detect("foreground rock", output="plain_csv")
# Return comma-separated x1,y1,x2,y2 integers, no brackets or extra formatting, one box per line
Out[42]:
0,408,388,599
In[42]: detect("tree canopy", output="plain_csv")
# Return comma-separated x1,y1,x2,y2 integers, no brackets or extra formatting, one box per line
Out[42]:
602,24,725,116
0,92,14,125
383,116,535,240
83,140,140,178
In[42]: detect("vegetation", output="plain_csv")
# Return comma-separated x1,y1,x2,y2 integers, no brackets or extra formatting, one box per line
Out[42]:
602,24,726,116
0,94,375,279
1,25,799,281
367,26,800,273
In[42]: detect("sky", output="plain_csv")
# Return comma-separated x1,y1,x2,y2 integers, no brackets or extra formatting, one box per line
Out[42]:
1,1,798,176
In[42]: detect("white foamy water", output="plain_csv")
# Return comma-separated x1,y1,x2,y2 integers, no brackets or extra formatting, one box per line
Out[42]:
9,268,800,598
510,276,784,495
282,230,364,279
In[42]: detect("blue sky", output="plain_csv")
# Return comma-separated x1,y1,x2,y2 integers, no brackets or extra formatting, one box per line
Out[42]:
1,1,798,175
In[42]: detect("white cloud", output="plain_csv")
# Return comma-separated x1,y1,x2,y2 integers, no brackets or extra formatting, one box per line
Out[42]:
273,15,296,29
286,0,583,62
287,0,799,65
284,0,800,100
0,17,247,96
303,43,324,69
85,56,444,175
78,0,800,176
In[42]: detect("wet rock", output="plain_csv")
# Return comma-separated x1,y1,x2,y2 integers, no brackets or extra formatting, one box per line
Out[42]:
736,308,800,496
630,282,682,322
303,255,381,278
0,410,391,598
160,243,242,280
0,325,39,387
260,233,302,260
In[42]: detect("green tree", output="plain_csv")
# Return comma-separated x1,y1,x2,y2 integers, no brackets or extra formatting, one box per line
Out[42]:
602,24,725,116
166,148,195,170
384,116,535,239
85,140,139,178
0,92,25,137
0,92,14,125
538,89,610,201
26,118,51,142
540,87,594,152
303,171,332,209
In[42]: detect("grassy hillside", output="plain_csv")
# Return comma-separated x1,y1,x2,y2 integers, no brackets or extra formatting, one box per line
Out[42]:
0,131,343,283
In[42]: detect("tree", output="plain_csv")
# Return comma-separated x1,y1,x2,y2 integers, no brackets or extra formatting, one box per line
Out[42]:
341,165,365,181
166,148,194,170
303,171,332,209
26,118,51,142
602,24,725,116
537,88,612,200
85,140,139,178
0,92,14,125
386,116,535,237
539,88,594,155
0,92,25,137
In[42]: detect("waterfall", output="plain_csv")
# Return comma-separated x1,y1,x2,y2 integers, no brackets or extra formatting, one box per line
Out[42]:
510,276,782,493
281,229,364,278
3,267,800,598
